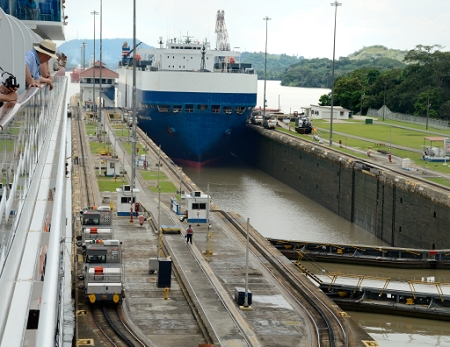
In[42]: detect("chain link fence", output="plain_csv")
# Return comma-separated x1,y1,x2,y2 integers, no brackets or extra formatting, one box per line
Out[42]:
367,106,449,130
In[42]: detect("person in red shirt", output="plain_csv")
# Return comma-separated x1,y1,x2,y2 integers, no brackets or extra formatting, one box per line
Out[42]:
186,225,194,244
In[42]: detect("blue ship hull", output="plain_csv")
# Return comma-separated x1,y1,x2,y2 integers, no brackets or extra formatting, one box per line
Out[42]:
136,90,256,166
117,35,258,166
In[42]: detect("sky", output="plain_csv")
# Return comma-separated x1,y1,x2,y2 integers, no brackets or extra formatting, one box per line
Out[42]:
62,0,450,59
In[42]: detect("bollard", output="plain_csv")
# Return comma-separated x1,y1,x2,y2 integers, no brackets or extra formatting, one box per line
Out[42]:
164,287,170,300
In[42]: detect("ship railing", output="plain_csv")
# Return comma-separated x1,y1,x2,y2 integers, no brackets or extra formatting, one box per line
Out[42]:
0,70,69,346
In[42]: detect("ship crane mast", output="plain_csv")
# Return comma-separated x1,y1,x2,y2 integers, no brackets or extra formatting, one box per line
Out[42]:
215,9,230,53
215,10,230,69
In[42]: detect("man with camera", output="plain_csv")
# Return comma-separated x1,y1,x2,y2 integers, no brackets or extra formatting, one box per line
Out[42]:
0,75,18,108
25,39,58,90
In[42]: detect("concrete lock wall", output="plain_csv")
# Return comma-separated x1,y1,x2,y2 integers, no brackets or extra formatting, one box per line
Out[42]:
237,127,450,249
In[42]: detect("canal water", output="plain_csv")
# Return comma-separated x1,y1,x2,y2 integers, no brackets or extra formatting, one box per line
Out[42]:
67,77,450,346
184,155,450,347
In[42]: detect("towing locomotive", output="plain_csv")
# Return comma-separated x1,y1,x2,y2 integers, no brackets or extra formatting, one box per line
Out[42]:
83,239,124,304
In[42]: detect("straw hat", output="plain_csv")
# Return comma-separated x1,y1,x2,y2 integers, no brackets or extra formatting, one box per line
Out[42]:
34,39,58,59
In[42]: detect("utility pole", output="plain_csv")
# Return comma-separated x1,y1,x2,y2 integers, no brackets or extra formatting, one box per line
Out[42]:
360,91,364,116
426,92,430,130
329,1,342,146
99,0,103,143
80,42,87,69
382,82,386,121
91,10,98,116
131,0,137,190
263,16,271,119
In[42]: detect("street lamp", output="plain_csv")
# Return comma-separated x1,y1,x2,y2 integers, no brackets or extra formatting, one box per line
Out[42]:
329,1,342,146
359,91,365,116
80,42,87,69
91,10,98,115
131,0,137,191
99,0,103,143
382,82,387,121
426,92,430,130
263,16,271,118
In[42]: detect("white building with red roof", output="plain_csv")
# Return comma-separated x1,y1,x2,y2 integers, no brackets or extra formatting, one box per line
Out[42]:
79,61,119,110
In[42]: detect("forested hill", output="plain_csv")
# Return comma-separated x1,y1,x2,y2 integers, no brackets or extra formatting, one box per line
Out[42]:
281,55,405,88
58,39,152,69
318,45,450,121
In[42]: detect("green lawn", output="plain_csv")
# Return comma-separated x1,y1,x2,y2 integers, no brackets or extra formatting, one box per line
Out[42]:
97,176,128,192
141,171,168,180
0,140,15,152
89,141,113,155
148,181,177,193
283,117,450,186
122,142,148,155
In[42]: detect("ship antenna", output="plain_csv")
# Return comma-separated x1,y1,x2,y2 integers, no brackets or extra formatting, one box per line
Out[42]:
183,32,193,44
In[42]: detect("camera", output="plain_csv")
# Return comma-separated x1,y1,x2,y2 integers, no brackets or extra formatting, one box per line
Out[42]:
3,75,19,89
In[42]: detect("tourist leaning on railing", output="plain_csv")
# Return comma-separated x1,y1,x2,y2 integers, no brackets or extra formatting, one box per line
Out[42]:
25,39,58,90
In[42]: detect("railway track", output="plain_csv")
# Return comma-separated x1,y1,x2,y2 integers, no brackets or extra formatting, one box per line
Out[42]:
214,210,347,347
73,105,98,208
91,304,147,347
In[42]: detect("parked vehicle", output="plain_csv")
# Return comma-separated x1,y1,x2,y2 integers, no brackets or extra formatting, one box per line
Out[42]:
250,112,264,125
263,117,277,129
295,116,312,134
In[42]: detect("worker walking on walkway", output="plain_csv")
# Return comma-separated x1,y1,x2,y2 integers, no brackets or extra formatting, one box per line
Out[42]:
186,225,194,244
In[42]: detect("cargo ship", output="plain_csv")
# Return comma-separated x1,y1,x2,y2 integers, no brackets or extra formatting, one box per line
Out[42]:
117,15,257,167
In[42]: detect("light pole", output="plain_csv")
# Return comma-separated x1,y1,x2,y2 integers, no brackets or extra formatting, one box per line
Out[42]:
359,91,364,116
80,42,87,69
131,0,137,192
263,16,271,118
426,92,430,130
80,42,87,105
99,0,103,143
91,10,98,115
329,1,342,146
382,82,386,121
243,218,251,309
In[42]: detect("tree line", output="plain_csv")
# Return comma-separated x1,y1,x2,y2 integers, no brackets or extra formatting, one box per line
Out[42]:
318,45,450,120
243,45,450,120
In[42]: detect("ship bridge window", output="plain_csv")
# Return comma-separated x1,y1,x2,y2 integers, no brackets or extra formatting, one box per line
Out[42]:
212,105,220,114
173,105,182,113
157,105,170,112
235,107,245,114
223,106,232,114
185,104,194,113
197,104,208,112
